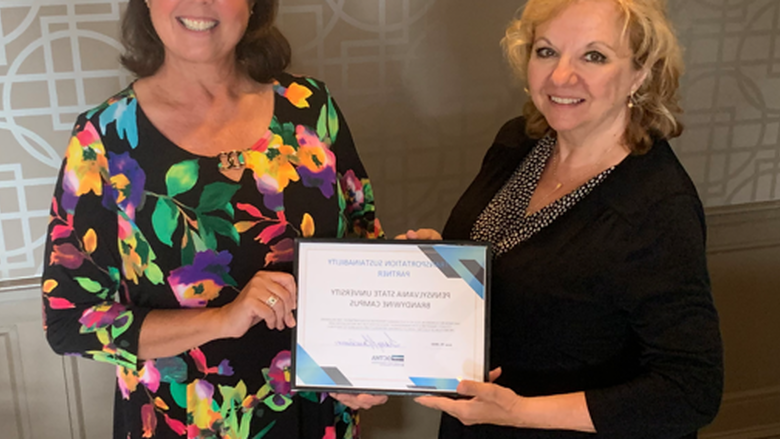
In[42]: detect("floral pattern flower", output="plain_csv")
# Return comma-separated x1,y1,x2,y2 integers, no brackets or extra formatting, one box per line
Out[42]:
296,125,337,198
167,250,233,308
340,170,364,214
267,350,292,397
61,121,108,213
108,151,146,219
275,81,314,108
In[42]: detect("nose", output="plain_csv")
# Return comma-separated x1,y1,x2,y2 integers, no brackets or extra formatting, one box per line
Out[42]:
551,56,578,87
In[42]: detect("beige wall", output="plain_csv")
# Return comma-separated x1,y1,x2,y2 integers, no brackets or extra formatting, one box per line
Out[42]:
0,1,778,438
701,201,780,438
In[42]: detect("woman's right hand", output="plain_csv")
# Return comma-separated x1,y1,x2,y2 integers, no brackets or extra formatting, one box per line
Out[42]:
218,271,297,338
395,228,442,240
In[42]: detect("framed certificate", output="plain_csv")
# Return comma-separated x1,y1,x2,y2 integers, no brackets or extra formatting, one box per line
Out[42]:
291,239,490,395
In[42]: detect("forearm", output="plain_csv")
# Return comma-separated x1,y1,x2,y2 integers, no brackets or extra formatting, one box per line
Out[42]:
138,308,225,360
513,392,595,433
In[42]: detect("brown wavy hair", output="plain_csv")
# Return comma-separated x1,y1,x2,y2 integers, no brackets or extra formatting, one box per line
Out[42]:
501,0,684,153
120,0,291,83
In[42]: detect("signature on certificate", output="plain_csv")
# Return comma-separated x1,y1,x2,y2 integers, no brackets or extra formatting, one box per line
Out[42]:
335,332,402,351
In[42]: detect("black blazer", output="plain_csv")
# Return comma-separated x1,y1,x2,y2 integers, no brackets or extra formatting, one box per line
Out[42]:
440,117,724,439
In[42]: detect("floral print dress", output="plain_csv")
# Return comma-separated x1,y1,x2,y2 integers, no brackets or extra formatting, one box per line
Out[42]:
42,73,382,439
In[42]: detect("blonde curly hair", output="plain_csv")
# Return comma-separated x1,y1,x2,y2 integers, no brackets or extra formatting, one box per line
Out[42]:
501,0,684,153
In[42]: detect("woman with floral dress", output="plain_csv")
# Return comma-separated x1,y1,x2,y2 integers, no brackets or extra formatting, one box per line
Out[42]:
42,0,386,438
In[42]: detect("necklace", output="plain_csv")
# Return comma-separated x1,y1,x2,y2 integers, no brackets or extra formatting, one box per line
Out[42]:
217,133,272,173
217,150,247,171
525,141,618,216
215,149,252,183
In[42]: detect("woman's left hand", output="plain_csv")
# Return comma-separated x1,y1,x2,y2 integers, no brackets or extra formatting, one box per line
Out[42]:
330,393,389,410
394,228,442,240
414,368,522,427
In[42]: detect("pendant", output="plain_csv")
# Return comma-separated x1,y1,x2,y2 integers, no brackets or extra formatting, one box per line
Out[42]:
218,150,246,171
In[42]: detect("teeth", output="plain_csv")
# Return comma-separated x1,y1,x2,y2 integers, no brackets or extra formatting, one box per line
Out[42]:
550,96,583,105
180,18,217,31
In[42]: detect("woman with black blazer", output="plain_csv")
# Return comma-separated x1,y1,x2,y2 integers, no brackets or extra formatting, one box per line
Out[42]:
406,0,724,437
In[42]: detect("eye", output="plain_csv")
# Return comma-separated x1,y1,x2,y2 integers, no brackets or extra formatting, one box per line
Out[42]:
584,51,607,63
535,47,556,59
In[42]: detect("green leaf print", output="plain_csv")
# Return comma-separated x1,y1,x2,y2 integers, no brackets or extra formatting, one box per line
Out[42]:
145,262,164,285
169,381,187,409
363,181,375,203
108,266,121,290
220,271,238,288
225,410,239,438
317,105,328,142
152,198,180,246
239,410,252,439
327,95,339,143
111,311,134,338
251,420,276,439
299,392,319,403
181,231,196,266
197,182,239,216
218,381,247,418
135,234,151,262
269,115,281,133
97,329,111,346
88,350,115,364
182,229,209,266
166,159,199,197
255,383,272,400
198,216,218,249
75,277,103,294
118,211,164,284
305,77,320,90
157,356,187,384
336,180,348,238
200,214,241,246
266,149,280,161
278,121,297,149
263,394,292,412
191,231,208,251
87,349,136,370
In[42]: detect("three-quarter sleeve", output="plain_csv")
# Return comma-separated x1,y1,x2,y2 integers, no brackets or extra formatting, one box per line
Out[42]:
42,114,151,371
327,91,383,239
586,194,723,438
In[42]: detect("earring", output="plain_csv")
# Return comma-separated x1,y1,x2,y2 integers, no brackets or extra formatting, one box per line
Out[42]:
523,87,530,95
628,93,638,109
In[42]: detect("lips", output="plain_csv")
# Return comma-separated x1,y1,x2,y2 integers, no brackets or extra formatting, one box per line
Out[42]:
549,95,585,105
177,17,218,31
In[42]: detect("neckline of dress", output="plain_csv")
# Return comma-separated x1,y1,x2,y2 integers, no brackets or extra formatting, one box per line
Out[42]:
130,82,279,162
522,136,622,219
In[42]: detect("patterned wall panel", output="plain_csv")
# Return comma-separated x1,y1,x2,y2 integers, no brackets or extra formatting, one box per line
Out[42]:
279,0,524,235
0,0,778,281
0,1,133,281
671,0,780,206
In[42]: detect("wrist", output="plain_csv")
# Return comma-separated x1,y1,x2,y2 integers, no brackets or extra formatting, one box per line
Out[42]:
509,394,530,428
204,307,232,340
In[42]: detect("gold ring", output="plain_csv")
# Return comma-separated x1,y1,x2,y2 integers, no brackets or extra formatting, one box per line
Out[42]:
265,295,278,307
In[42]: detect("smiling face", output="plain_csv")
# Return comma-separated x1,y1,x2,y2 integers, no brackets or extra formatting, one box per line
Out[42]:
527,0,647,140
147,0,252,67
